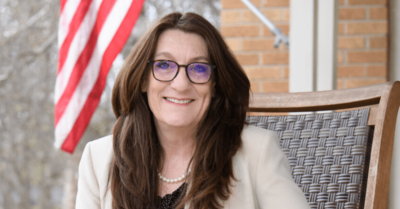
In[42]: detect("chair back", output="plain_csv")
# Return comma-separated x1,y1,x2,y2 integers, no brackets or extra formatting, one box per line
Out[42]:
246,81,400,209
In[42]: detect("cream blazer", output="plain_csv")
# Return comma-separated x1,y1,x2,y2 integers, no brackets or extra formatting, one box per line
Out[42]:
75,125,310,209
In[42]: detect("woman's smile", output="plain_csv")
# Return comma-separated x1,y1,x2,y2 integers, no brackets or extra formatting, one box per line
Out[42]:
163,97,195,105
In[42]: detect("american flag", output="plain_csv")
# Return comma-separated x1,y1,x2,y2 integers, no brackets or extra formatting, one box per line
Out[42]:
54,0,144,153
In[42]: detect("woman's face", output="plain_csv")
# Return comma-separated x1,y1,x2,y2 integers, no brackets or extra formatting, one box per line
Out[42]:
143,29,214,131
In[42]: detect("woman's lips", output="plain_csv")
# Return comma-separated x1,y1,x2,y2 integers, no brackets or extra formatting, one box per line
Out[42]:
163,97,194,104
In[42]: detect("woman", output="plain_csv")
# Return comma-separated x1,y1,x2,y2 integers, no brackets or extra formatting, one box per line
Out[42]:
76,12,309,209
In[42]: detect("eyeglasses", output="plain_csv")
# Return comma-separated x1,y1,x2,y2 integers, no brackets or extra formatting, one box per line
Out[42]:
148,60,215,84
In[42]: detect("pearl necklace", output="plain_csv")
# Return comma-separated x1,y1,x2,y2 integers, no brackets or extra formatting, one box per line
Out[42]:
158,169,191,184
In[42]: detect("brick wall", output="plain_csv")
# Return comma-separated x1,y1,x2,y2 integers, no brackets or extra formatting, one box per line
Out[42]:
337,0,388,89
221,0,290,93
220,0,389,92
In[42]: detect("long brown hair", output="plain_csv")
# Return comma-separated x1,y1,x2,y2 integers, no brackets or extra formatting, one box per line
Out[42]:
110,12,250,209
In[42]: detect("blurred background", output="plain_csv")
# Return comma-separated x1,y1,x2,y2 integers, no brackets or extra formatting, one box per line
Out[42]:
0,0,399,208
0,0,220,208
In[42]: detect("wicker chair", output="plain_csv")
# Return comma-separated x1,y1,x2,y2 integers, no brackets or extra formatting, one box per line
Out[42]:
246,81,400,209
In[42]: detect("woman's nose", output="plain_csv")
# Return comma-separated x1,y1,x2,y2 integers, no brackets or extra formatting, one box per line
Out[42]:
170,66,191,91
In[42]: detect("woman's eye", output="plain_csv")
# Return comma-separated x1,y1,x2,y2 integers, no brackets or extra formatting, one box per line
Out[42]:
194,65,207,73
157,62,169,69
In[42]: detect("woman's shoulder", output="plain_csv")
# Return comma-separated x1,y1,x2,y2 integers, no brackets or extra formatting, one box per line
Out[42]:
86,135,113,153
76,135,114,208
80,135,114,179
233,125,310,208
241,125,279,150
236,125,282,164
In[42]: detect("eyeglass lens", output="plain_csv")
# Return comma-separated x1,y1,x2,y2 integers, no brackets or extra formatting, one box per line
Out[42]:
153,60,211,83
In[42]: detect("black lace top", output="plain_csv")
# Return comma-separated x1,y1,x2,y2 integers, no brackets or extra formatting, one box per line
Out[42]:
156,183,186,209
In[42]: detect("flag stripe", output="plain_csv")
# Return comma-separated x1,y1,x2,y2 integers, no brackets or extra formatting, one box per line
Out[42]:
59,0,83,48
55,0,116,126
58,0,93,74
55,0,101,104
60,0,68,13
60,0,144,153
